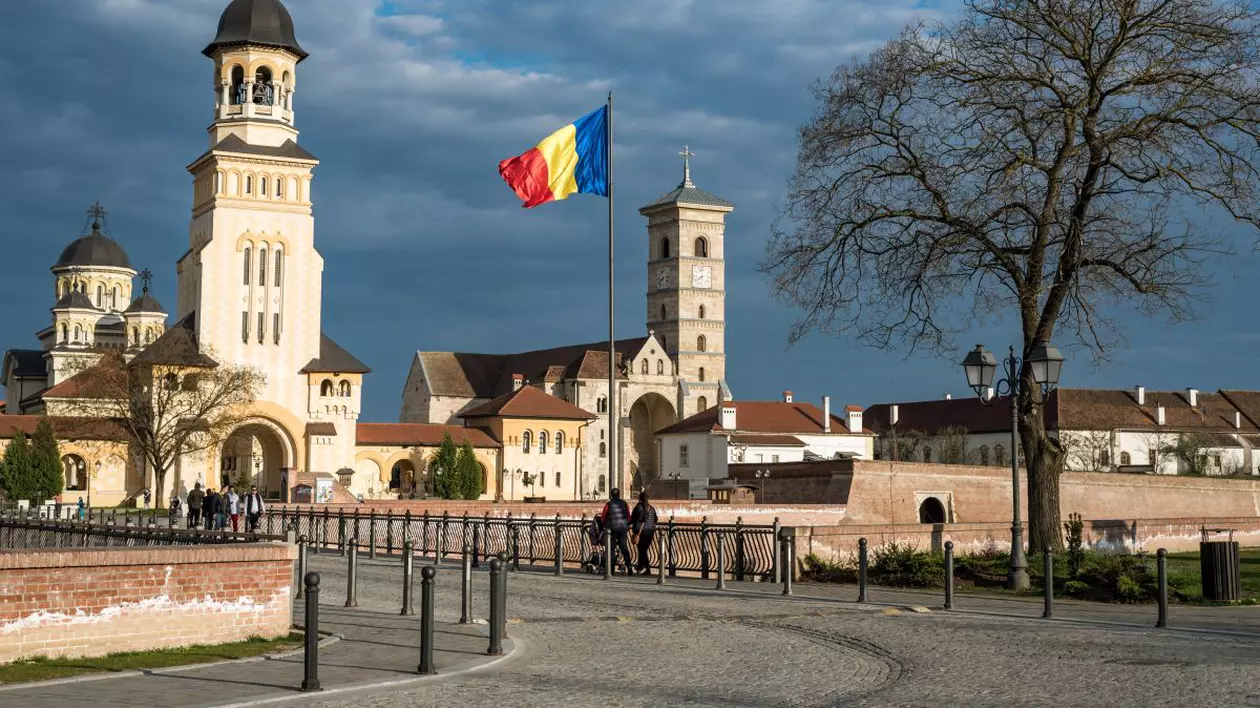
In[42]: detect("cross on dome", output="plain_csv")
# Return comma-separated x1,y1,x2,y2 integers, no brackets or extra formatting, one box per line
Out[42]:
679,145,695,187
86,201,108,232
140,268,153,293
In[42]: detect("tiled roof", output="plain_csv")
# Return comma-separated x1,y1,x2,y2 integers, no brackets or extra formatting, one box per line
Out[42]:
417,337,647,398
130,312,218,368
301,334,371,374
124,289,165,314
207,134,317,162
728,434,807,447
640,182,733,211
52,291,99,311
355,423,498,448
460,386,595,421
40,373,97,400
0,415,126,441
657,401,871,436
3,350,46,378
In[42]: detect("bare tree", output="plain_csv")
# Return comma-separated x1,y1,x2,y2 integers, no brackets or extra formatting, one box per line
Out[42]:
765,0,1260,550
936,426,971,464
876,426,927,461
1059,429,1115,471
58,348,263,505
1161,432,1217,475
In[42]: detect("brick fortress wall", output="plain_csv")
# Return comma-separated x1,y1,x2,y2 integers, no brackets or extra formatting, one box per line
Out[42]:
0,543,295,664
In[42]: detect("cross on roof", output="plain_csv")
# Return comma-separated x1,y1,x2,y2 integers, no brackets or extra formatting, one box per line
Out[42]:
140,268,153,293
679,145,695,187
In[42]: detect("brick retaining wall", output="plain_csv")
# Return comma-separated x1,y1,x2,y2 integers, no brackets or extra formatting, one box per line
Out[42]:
0,543,295,664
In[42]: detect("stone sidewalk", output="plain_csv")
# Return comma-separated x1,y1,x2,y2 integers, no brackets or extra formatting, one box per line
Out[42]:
0,601,512,708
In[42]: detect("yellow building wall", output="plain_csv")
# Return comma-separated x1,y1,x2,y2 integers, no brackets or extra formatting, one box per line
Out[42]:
497,418,588,502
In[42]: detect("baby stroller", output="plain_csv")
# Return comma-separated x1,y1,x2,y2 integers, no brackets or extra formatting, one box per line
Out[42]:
582,517,629,575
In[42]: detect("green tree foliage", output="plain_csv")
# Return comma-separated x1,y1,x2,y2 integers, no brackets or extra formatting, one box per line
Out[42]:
455,439,483,500
29,420,64,503
0,433,37,503
430,433,460,499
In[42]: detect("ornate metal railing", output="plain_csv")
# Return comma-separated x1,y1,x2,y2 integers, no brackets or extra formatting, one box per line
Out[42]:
0,510,283,549
266,506,782,581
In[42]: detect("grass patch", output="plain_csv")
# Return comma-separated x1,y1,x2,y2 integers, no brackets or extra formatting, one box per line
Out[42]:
0,633,303,685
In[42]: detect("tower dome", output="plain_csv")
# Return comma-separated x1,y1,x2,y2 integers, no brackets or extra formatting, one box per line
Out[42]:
52,221,133,270
203,0,307,61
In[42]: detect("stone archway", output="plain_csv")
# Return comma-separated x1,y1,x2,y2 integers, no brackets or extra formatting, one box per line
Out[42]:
219,419,294,500
627,392,676,492
918,497,947,524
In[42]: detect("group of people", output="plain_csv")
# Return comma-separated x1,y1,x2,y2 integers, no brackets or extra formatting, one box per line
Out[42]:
184,483,266,532
595,488,659,575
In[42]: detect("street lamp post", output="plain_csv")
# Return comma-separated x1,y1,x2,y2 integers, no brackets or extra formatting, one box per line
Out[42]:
754,469,770,504
961,340,1064,592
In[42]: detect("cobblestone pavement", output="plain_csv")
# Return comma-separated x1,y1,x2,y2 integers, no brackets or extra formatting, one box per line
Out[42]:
292,554,1260,708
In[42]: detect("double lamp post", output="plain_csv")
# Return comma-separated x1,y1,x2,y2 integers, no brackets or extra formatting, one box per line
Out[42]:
960,340,1064,591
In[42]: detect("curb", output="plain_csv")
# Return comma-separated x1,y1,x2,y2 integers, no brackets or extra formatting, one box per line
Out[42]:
0,631,341,692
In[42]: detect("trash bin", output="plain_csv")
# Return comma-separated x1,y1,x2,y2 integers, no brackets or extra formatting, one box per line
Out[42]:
1200,540,1241,602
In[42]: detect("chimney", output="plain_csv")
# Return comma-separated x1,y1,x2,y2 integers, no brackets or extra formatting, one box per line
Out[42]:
512,374,524,391
1156,405,1166,426
783,390,794,403
1235,411,1243,429
944,393,952,401
822,396,831,433
845,405,863,434
1187,388,1199,408
720,404,737,431
1134,385,1145,405
890,404,900,426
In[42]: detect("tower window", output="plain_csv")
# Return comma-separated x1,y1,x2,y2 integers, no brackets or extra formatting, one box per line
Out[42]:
539,431,549,455
243,247,251,285
245,176,252,195
95,285,103,308
73,324,82,342
660,237,671,259
61,323,68,343
230,65,245,105
660,304,666,321
599,443,606,458
253,67,274,106
698,367,706,382
695,237,708,257
699,305,706,319
522,431,532,454
661,336,667,349
261,177,268,196
597,396,608,414
555,432,564,454
321,380,334,397
276,178,283,199
697,335,707,352
258,247,267,286
275,250,284,287
273,313,281,344
241,311,249,342
698,396,708,412
257,312,265,343
339,380,351,397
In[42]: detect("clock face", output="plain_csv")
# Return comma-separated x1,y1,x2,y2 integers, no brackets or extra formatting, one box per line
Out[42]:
655,268,670,290
692,265,712,289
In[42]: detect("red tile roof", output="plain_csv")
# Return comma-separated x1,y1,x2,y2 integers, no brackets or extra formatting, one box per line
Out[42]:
657,401,872,436
355,423,498,448
0,415,126,441
728,434,807,447
460,385,595,421
417,337,647,398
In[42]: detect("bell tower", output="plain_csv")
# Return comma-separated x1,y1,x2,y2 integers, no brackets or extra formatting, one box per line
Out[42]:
640,148,734,418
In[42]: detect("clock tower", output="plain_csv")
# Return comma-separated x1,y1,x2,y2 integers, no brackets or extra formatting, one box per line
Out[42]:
640,147,733,417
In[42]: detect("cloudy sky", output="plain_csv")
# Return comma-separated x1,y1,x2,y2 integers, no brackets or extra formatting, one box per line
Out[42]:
2,0,1258,422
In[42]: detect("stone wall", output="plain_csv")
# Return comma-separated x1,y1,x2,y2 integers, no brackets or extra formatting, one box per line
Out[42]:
0,543,295,664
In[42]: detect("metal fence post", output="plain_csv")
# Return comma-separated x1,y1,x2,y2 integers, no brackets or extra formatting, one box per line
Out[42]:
780,528,794,596
461,544,472,624
1042,547,1053,619
715,533,726,590
734,517,746,582
302,572,321,692
386,509,395,556
422,511,431,560
667,516,677,578
1156,548,1168,628
440,511,450,561
473,514,484,568
943,541,954,610
488,558,504,656
700,516,711,580
338,512,347,557
511,523,521,571
418,566,436,675
296,535,308,599
857,537,869,603
401,541,415,616
369,511,378,560
553,521,563,576
529,513,537,566
498,549,509,640
771,517,782,584
320,508,330,554
345,542,359,608
656,529,667,586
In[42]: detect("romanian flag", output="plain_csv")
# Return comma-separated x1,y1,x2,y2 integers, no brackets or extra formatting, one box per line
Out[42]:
498,105,609,208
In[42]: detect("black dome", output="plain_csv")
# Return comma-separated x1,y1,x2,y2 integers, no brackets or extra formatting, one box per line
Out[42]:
203,0,308,61
125,290,166,315
53,224,134,270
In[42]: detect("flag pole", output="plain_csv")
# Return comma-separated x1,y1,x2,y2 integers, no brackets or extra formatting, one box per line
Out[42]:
606,90,616,504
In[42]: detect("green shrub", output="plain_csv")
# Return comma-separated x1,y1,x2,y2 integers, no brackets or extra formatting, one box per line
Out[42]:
800,553,856,583
870,541,944,588
1064,512,1085,577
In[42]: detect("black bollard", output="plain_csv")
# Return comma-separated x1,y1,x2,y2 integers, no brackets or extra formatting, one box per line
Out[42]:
943,541,954,610
401,541,415,616
715,533,726,590
488,558,504,656
1156,548,1168,628
657,530,667,586
296,535,308,599
461,545,472,625
554,524,563,577
498,548,510,640
369,513,377,560
781,529,794,597
857,537,869,603
1042,546,1053,619
345,542,359,608
418,566,436,674
603,528,612,580
472,522,481,569
302,572,321,692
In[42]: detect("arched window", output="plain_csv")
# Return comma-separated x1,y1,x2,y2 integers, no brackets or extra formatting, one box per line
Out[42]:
95,285,103,308
641,359,649,374
695,237,708,257
995,444,1005,466
660,238,671,259
698,367,706,382
598,474,606,492
253,67,274,105
339,380,351,397
918,497,947,523
275,250,284,287
555,431,564,454
131,327,139,346
979,445,990,465
145,328,155,344
276,178,284,199
62,455,86,491
73,324,82,342
599,442,607,458
597,396,608,414
60,323,68,343
1120,451,1132,466
258,246,267,286
697,396,708,412
243,247,251,285
923,446,933,463
656,360,664,375
660,304,666,321
522,430,533,453
699,304,706,319
320,379,334,397
697,335,707,352
230,65,245,104
538,431,548,455
245,175,253,195
112,286,119,310
261,175,268,196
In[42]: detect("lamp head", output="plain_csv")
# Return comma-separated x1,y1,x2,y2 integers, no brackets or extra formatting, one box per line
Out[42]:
961,344,998,394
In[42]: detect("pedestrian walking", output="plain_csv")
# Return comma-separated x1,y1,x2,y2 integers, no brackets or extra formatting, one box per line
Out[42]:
187,483,205,529
168,496,181,525
205,488,222,530
600,488,633,576
225,486,241,531
142,488,151,509
244,485,265,532
630,491,659,575
76,497,86,521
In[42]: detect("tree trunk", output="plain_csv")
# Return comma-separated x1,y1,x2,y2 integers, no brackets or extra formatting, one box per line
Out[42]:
1019,394,1065,553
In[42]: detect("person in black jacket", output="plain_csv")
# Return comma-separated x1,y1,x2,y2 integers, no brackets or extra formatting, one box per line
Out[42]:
600,488,633,575
202,488,220,530
630,491,658,575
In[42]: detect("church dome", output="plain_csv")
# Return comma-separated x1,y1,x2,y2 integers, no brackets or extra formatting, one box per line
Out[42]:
203,0,308,61
53,223,134,271
125,289,166,315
